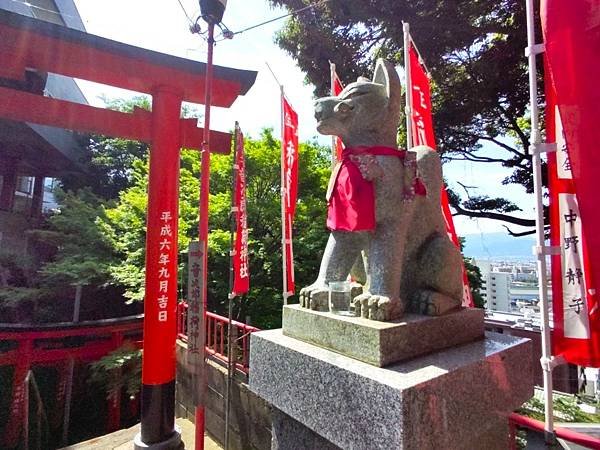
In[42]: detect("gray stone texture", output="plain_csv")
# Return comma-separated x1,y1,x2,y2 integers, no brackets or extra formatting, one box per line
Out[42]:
282,305,485,366
271,409,340,450
249,329,533,450
300,59,464,320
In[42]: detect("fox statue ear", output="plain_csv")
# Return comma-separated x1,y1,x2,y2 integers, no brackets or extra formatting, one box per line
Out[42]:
373,59,401,115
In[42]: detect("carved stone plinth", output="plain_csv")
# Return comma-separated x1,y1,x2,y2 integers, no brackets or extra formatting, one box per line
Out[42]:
283,305,484,367
249,329,533,450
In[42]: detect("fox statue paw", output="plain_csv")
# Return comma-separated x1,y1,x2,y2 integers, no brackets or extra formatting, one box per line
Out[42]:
299,284,329,311
353,294,404,321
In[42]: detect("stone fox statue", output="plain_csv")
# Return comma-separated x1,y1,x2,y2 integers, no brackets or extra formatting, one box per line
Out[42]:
299,59,464,321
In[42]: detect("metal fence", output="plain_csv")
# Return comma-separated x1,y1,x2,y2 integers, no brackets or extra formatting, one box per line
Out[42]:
176,301,260,375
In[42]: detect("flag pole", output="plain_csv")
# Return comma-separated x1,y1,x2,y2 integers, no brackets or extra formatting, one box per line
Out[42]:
280,84,290,305
403,22,413,150
525,0,557,443
265,62,289,305
224,123,240,450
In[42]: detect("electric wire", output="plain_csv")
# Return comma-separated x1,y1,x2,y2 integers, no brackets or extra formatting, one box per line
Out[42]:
175,0,194,25
212,0,331,42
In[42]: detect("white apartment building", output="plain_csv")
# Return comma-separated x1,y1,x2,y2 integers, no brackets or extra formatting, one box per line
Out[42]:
483,270,512,312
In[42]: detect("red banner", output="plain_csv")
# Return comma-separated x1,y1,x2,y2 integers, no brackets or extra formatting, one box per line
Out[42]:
543,0,600,366
408,43,474,307
331,64,345,161
282,97,299,295
232,126,249,296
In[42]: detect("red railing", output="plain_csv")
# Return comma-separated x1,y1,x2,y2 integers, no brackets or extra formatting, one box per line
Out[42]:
0,315,143,448
177,302,260,375
508,412,600,449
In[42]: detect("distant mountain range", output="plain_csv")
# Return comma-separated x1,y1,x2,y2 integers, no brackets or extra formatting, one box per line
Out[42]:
462,232,536,261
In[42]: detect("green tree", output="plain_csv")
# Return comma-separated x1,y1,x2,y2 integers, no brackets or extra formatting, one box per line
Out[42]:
270,0,538,235
101,128,331,329
61,96,152,200
0,189,125,322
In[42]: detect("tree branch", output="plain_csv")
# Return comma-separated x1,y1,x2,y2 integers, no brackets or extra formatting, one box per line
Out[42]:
445,153,509,164
495,104,529,150
502,225,536,237
452,203,536,227
453,129,523,156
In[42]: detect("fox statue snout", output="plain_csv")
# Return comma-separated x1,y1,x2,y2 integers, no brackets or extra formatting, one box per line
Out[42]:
314,65,400,148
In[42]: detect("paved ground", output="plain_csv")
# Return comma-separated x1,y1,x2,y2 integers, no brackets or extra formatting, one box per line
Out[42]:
61,418,221,450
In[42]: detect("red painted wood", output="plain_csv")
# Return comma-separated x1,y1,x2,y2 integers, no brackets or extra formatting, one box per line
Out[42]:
509,413,600,449
0,18,250,106
0,320,142,340
195,406,205,450
2,340,32,448
141,87,182,385
0,87,232,154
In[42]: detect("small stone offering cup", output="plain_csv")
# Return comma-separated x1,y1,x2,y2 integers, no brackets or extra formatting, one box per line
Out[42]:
328,281,353,316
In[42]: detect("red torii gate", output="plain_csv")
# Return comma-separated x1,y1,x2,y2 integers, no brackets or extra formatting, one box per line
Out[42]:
1,317,144,447
0,9,256,448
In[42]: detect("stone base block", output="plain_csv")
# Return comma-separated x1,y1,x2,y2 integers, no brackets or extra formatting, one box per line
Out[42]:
249,330,533,450
282,305,484,366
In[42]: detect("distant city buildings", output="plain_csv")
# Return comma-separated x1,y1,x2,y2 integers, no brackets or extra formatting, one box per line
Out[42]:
478,258,592,395
476,259,551,314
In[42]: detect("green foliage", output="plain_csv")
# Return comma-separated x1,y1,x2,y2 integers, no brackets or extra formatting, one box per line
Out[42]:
519,394,600,424
458,237,484,308
32,188,117,287
0,250,34,289
0,189,122,322
88,345,142,397
99,128,331,328
62,96,152,200
462,195,521,214
464,258,484,308
270,0,538,229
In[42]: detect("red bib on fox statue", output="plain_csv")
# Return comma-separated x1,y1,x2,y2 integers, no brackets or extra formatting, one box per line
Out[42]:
326,146,426,232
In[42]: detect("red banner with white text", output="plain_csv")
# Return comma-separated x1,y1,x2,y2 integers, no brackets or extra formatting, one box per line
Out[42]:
282,97,299,295
543,0,600,366
408,43,474,307
232,126,249,296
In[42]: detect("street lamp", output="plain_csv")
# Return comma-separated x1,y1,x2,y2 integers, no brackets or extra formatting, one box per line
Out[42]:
199,0,227,24
193,1,227,450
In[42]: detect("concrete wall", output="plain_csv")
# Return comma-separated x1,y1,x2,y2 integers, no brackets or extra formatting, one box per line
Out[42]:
176,341,272,450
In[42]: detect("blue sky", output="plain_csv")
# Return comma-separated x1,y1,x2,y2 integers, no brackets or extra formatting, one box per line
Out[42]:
73,0,536,236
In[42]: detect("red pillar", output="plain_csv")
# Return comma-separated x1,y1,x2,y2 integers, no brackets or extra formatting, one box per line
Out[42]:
136,86,182,448
0,157,18,211
2,339,32,448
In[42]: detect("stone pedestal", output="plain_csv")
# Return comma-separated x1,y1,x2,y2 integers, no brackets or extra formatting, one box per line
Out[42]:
249,328,533,450
283,305,484,366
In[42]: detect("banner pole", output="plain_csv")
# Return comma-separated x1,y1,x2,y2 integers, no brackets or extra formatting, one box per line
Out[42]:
265,62,289,305
525,0,555,442
280,85,289,305
224,124,240,450
403,22,413,150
